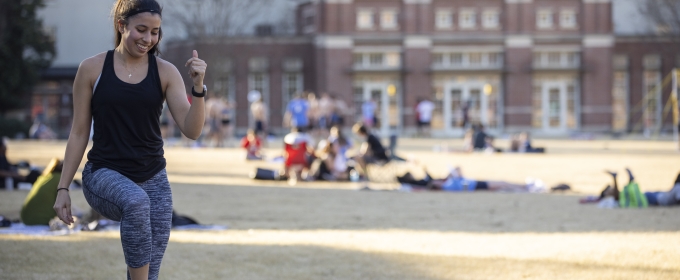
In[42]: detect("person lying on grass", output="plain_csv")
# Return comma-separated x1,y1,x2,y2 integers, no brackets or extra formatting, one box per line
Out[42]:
397,166,546,192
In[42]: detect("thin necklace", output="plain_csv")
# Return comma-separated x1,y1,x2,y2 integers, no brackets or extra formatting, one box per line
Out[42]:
118,53,141,79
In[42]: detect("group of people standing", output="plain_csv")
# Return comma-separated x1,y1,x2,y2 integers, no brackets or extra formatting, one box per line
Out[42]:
283,91,350,138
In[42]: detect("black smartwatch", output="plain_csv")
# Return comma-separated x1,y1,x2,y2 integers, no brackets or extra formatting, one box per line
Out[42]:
191,85,207,98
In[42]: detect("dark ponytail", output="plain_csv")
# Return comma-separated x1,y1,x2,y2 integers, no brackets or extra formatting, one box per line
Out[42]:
111,0,163,56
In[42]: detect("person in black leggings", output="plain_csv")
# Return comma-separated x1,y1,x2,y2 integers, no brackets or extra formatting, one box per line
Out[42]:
52,1,207,279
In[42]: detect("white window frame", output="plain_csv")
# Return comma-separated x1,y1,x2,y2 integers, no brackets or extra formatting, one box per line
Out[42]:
533,51,581,68
643,54,661,70
537,9,553,30
354,52,401,69
643,71,662,130
385,53,400,67
560,9,577,29
380,9,398,30
248,72,270,127
248,73,269,104
436,10,453,30
482,9,500,29
213,74,235,99
357,9,374,30
302,5,316,34
282,72,304,113
432,52,503,69
612,71,629,132
459,9,476,29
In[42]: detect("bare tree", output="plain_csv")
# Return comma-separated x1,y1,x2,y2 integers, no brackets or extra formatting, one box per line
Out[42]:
638,0,680,145
162,0,271,40
638,0,680,35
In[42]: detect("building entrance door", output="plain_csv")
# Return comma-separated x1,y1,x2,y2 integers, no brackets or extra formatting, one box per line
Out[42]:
362,83,399,136
443,83,488,134
542,82,568,132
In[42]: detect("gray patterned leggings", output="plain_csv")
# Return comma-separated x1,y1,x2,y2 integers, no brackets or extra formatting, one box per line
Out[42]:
82,162,172,280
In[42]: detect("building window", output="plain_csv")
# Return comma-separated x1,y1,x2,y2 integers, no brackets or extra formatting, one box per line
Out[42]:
248,57,269,72
537,9,553,29
354,52,401,68
469,53,482,66
213,75,234,99
303,5,316,33
643,71,662,131
433,53,445,65
248,71,270,123
282,73,303,113
613,55,629,70
612,71,629,132
353,53,363,66
451,53,463,65
369,53,383,65
643,54,661,70
380,10,398,29
560,10,577,29
357,9,374,30
432,52,503,69
482,10,499,29
488,53,500,65
436,10,453,29
385,53,400,67
533,51,580,68
548,52,561,64
459,9,476,29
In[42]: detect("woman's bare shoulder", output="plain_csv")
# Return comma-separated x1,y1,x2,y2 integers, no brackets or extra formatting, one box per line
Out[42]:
78,52,108,77
155,56,180,74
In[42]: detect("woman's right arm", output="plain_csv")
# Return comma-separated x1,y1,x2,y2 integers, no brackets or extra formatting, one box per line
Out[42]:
53,57,97,225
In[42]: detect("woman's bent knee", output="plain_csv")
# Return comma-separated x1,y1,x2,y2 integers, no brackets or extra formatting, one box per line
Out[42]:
122,195,150,215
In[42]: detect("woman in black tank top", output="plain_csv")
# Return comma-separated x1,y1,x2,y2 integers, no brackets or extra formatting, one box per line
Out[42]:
52,1,207,279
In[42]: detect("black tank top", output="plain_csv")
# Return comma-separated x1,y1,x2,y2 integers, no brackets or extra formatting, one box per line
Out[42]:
87,50,166,183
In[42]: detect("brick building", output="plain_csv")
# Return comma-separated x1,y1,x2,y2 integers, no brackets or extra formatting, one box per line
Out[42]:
33,0,679,138
165,0,628,137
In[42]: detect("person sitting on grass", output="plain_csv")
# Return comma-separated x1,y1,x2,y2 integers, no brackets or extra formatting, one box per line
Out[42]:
351,122,388,179
240,129,263,160
397,166,545,192
0,139,41,189
310,139,350,181
282,127,315,184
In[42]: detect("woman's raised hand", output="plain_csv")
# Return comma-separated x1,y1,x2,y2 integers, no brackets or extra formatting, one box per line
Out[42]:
185,50,207,88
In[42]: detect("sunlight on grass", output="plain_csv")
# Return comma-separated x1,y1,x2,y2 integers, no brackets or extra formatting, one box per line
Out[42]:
3,230,679,272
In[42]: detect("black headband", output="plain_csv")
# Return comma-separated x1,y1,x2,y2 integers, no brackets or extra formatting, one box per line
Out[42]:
127,7,161,18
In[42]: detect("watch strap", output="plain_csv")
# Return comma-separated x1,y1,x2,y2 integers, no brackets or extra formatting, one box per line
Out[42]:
191,85,207,98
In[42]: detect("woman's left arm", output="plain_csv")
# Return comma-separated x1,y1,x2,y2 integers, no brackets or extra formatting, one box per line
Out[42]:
163,50,207,139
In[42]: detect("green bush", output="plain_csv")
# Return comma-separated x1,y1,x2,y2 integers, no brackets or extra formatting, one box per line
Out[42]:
0,117,31,139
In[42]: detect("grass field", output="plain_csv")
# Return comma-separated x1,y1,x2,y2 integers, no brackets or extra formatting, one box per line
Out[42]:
1,138,679,279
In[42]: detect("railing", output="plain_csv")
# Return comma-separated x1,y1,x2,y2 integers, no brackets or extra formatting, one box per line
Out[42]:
533,52,580,69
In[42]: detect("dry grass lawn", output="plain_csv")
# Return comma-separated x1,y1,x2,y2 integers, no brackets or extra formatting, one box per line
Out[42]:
1,138,679,279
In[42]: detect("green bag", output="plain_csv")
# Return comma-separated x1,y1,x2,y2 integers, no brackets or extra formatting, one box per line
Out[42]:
619,181,648,208
20,172,60,225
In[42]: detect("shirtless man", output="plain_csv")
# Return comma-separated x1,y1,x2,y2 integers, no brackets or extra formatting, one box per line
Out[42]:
207,95,233,147
331,94,348,127
307,92,320,137
250,97,268,139
317,92,335,137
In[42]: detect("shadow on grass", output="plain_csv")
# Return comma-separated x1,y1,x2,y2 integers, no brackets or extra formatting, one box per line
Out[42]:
171,183,680,233
0,238,677,280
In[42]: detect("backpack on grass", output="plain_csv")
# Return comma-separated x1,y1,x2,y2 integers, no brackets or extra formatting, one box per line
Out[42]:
619,181,648,208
